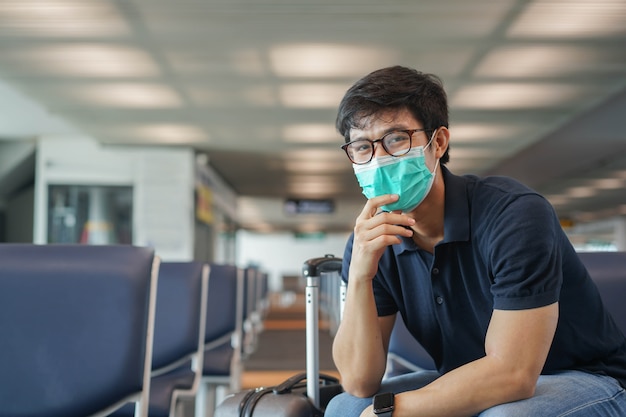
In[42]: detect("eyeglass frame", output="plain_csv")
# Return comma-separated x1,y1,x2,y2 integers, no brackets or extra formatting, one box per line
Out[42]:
340,128,433,165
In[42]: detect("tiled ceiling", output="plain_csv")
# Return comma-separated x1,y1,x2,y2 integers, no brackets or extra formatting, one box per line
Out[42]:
0,0,625,233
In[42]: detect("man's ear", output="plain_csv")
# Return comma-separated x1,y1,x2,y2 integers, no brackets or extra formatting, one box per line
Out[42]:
433,126,450,159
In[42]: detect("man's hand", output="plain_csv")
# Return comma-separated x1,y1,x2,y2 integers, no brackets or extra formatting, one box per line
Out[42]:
350,194,415,282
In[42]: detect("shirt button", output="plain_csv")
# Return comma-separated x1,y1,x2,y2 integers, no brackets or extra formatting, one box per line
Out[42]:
432,268,440,275
435,296,444,305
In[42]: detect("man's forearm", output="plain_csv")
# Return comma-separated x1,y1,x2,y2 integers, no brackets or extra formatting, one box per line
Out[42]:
333,278,388,397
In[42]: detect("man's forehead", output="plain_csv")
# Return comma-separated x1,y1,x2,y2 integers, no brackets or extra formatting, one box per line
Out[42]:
350,108,419,136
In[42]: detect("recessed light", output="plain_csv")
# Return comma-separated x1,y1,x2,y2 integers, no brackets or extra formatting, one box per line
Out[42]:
474,46,605,78
451,83,586,109
282,124,338,143
67,83,182,108
270,44,396,78
509,0,626,38
567,186,598,198
591,178,625,189
0,1,129,37
450,124,524,142
6,44,159,77
279,83,349,108
117,124,208,143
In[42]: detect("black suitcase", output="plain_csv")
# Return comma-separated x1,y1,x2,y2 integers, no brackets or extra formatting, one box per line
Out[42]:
214,255,344,417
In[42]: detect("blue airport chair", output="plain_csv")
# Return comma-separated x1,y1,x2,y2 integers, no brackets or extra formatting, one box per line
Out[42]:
385,315,436,379
578,252,626,335
110,261,209,417
195,264,243,417
0,244,158,417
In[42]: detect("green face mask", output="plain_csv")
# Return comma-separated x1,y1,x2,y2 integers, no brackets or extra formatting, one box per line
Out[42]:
353,145,438,212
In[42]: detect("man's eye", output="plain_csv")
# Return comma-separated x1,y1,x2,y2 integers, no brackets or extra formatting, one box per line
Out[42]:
385,133,410,146
352,142,371,153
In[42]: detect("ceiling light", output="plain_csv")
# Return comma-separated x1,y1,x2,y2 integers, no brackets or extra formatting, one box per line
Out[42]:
7,45,159,77
450,123,524,143
283,124,339,143
279,83,349,108
67,83,182,108
509,0,626,38
0,1,129,37
567,186,598,198
270,44,396,78
546,195,571,206
474,46,605,78
450,83,586,109
591,178,625,189
117,124,208,143
287,176,342,196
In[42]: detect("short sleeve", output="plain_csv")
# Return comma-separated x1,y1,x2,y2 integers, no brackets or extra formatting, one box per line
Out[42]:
485,194,563,310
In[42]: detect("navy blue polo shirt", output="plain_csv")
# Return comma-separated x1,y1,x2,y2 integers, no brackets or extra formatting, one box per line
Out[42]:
342,167,626,387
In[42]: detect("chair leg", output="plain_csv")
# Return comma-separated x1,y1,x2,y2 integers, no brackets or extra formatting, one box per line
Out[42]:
215,385,229,411
195,382,218,417
194,382,207,417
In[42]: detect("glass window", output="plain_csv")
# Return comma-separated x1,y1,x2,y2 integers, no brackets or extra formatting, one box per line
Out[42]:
47,185,132,244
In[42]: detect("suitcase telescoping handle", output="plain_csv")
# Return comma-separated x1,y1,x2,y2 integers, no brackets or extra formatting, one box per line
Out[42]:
302,254,342,409
302,254,342,277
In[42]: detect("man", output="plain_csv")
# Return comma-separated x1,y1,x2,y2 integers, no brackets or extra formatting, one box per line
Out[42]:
325,66,626,417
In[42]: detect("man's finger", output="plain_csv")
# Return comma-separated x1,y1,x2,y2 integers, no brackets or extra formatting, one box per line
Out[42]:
359,194,399,219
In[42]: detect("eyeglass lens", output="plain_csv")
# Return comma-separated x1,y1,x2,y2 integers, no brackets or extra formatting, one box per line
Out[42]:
345,131,412,164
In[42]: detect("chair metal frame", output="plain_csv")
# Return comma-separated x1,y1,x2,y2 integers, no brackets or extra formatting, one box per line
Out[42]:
195,266,245,417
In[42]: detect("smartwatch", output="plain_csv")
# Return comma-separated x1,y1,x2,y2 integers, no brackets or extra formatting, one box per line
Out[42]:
373,392,395,416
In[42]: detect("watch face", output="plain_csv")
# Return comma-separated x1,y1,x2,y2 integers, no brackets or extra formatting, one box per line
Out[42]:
373,392,394,413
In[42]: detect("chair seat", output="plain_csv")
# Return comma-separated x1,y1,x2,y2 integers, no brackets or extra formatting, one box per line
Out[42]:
202,339,234,376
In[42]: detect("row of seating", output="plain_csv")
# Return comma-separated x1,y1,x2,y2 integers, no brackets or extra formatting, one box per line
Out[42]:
0,244,269,417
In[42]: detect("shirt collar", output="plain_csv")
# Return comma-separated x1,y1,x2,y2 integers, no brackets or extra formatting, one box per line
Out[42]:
393,166,471,255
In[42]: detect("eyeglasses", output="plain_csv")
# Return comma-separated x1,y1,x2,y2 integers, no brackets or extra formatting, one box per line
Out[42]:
341,128,432,165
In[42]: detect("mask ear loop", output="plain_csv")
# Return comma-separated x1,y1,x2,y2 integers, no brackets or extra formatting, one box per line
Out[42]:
424,128,438,151
425,128,441,176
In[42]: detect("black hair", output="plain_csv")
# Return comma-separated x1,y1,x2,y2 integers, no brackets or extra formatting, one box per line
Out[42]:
336,65,450,164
